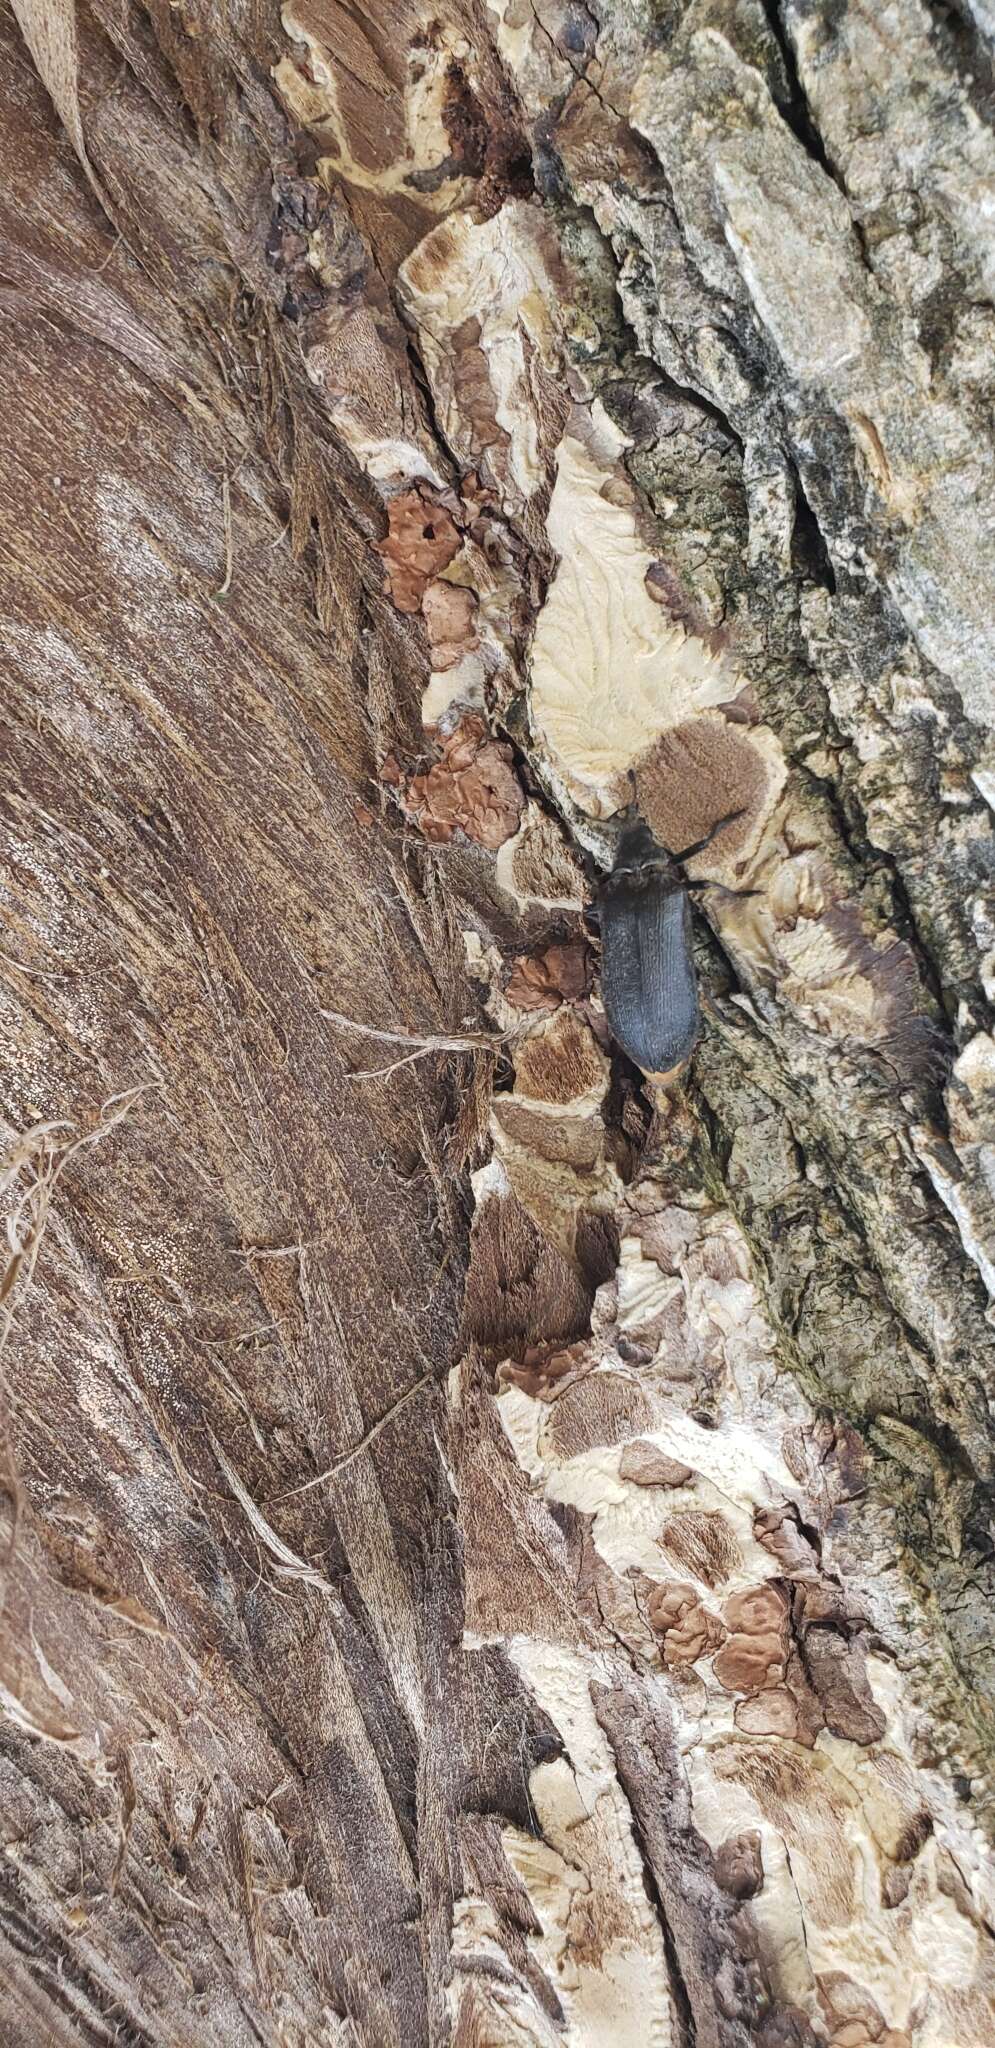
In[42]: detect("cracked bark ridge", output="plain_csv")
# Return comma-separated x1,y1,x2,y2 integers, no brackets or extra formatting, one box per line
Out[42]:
593,1681,769,2048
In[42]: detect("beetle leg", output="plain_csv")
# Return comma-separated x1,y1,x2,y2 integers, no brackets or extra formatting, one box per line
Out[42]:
673,807,748,862
686,878,762,900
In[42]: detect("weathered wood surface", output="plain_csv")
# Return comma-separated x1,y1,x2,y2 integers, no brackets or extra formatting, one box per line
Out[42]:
3,2,995,2043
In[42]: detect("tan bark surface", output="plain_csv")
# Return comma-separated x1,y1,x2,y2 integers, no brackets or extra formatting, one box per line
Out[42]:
3,2,995,2043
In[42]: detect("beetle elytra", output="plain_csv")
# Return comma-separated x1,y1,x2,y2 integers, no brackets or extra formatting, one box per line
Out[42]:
597,812,749,1075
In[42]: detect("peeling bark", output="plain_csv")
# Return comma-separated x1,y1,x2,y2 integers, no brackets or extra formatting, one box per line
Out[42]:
3,1,995,2043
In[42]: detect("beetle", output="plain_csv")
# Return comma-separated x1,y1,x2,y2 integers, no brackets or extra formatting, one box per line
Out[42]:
596,810,749,1076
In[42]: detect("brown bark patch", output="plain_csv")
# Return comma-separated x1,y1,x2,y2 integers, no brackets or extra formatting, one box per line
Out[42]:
817,1970,912,2047
511,1005,606,1106
754,1504,820,1578
545,1374,657,1458
714,1830,764,1900
659,1509,743,1589
496,805,587,909
497,1337,592,1401
406,715,524,847
735,1689,804,1740
491,1096,606,1172
463,1192,594,1361
734,1651,824,1745
505,940,591,1013
449,314,510,467
422,577,479,668
379,489,461,612
801,1628,887,1746
619,1441,695,1488
648,1580,726,1667
635,716,773,869
714,1584,791,1694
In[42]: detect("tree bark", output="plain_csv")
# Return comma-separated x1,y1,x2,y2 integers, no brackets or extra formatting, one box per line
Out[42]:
2,1,995,2042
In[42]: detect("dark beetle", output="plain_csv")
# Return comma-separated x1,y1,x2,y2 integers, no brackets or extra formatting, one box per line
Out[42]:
597,812,745,1075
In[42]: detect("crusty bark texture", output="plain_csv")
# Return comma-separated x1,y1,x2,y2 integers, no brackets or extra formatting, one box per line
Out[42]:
3,1,995,2042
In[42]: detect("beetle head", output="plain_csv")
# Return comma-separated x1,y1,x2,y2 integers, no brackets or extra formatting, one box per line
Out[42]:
609,821,676,885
